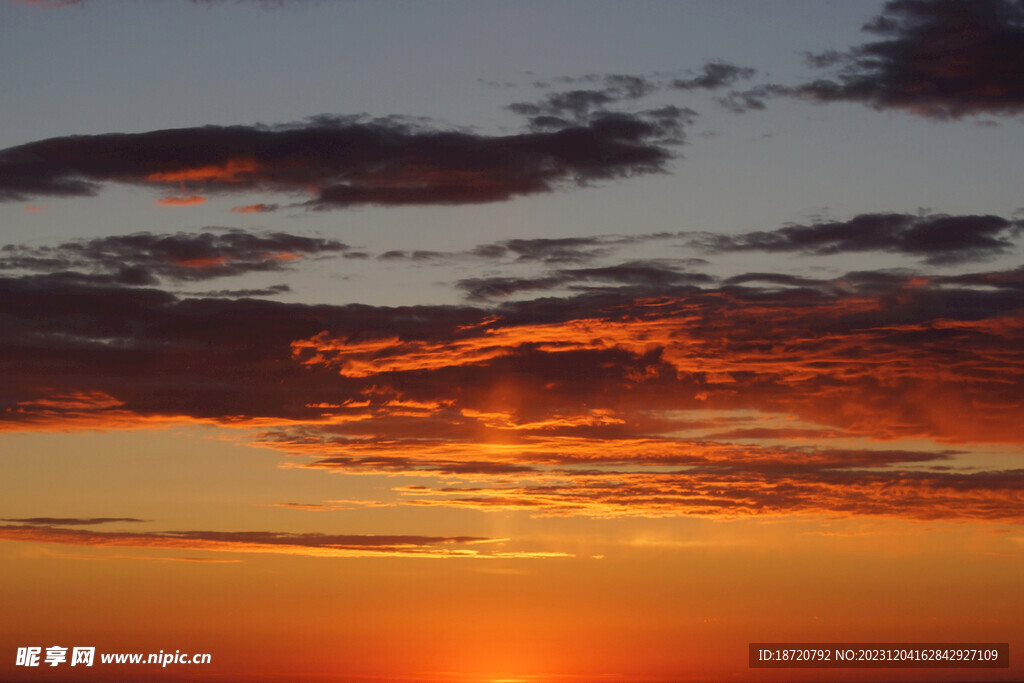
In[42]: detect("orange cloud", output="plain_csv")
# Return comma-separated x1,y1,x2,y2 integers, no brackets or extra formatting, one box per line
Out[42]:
230,203,278,213
172,256,229,268
2,267,1021,522
154,195,208,207
289,291,1024,445
146,157,259,185
387,467,1024,522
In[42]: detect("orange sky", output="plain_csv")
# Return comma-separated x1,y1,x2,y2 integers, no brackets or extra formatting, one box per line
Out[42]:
2,0,1024,680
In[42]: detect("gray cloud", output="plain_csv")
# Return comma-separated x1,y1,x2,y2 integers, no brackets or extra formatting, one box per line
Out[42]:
695,212,1021,264
0,230,348,284
799,0,1024,119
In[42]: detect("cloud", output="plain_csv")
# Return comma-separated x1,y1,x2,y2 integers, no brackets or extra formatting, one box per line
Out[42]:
154,195,208,207
0,229,348,284
695,212,1022,264
714,84,793,114
1,262,1021,445
671,61,758,91
0,517,148,525
509,90,618,121
389,467,1024,521
371,211,1022,272
194,284,292,298
457,261,713,300
0,115,679,208
273,499,392,511
510,63,755,124
230,203,279,213
379,235,646,266
472,235,655,264
798,0,1024,119
938,264,1024,290
0,524,518,558
1,233,1021,522
508,73,662,123
370,232,709,268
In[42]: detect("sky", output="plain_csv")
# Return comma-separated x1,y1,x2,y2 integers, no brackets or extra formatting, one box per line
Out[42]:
0,0,1022,681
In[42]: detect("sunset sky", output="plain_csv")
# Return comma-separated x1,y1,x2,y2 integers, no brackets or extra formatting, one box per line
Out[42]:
1,1,1022,681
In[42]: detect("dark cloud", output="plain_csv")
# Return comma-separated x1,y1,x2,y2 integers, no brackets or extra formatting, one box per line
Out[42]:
543,73,660,98
509,73,661,123
506,72,697,146
376,208,1020,277
305,456,540,477
603,74,659,99
377,249,444,262
473,236,624,264
714,84,793,113
503,63,757,131
0,115,678,208
722,273,826,288
456,275,573,301
0,273,489,425
0,230,348,284
4,259,1013,441
517,64,756,122
0,517,148,525
671,60,758,91
195,284,292,298
515,108,696,148
380,232,701,267
458,261,713,301
937,264,1024,289
799,0,1024,119
696,212,1021,264
509,90,617,120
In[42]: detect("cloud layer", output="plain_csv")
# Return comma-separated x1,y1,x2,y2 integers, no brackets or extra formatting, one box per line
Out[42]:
1,242,1021,521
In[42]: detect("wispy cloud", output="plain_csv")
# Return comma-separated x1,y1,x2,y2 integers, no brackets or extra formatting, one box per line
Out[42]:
457,261,712,301
0,524,546,559
695,212,1022,264
1,517,148,525
670,61,758,91
0,229,347,285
